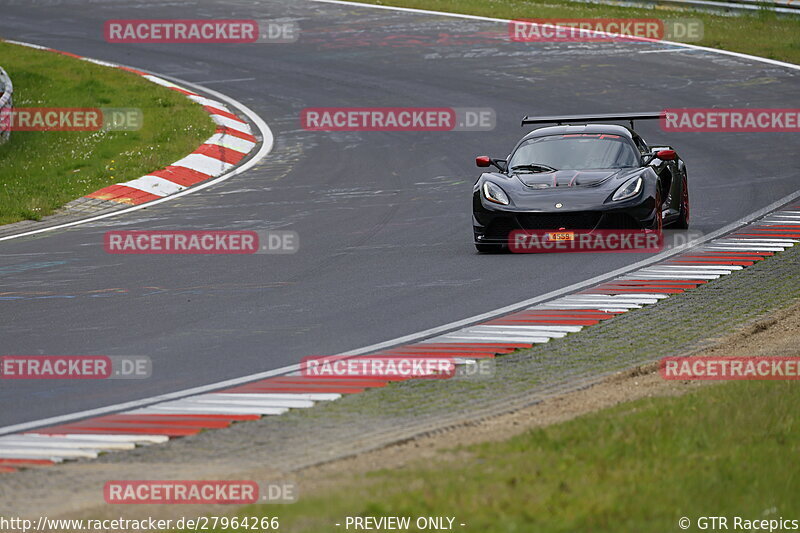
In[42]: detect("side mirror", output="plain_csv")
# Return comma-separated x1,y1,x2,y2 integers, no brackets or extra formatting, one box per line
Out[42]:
656,149,677,161
476,156,507,172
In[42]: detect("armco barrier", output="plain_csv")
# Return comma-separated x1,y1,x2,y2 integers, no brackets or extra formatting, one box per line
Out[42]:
0,66,12,144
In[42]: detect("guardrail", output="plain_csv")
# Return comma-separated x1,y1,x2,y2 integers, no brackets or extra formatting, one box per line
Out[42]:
0,66,12,144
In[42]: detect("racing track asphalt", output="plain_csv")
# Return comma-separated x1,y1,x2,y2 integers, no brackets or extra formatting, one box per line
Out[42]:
0,0,798,427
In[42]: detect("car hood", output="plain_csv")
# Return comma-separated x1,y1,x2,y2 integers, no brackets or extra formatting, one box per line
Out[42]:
515,168,631,189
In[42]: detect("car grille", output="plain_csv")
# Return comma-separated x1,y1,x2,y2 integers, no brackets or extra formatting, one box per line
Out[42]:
515,212,603,230
482,212,644,243
597,212,643,229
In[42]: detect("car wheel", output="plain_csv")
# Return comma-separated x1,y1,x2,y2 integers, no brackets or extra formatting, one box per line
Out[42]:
673,173,690,229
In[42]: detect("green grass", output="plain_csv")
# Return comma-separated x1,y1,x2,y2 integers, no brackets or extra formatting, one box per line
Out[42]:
0,42,215,224
352,0,800,64
212,381,799,532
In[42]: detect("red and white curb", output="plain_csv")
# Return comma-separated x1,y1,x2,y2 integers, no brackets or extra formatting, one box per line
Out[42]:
1,204,799,470
2,40,262,209
84,85,257,205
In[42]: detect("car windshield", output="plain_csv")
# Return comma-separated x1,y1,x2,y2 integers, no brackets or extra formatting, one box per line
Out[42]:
508,134,640,171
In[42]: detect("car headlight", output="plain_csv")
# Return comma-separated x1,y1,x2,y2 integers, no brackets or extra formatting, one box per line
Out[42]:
482,181,510,205
612,176,643,202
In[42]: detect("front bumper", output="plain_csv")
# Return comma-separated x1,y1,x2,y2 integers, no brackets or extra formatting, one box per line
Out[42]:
472,195,658,245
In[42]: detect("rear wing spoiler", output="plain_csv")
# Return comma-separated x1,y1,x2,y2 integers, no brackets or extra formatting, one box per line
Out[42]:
521,112,665,129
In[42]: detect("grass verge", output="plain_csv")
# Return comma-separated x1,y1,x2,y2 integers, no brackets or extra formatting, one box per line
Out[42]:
349,0,800,64
220,380,799,532
0,42,215,224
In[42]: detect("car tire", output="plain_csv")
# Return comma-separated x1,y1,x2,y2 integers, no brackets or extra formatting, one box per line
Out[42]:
672,174,690,229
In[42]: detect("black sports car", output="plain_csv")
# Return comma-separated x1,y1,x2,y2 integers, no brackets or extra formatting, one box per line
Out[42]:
472,112,689,253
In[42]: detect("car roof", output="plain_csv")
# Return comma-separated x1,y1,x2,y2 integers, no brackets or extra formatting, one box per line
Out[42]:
519,123,635,142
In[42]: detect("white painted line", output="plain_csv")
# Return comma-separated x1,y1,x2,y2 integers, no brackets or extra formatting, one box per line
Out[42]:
716,237,793,243
0,451,63,462
707,241,789,247
530,303,636,311
430,334,552,343
716,238,793,245
550,302,645,309
647,264,743,270
636,273,723,279
463,328,568,338
180,396,315,408
721,238,798,243
670,262,751,266
189,393,341,401
641,269,730,276
133,405,288,416
4,39,49,50
704,246,786,252
559,293,654,298
0,447,98,459
197,77,257,84
641,266,733,273
638,48,688,54
171,153,233,175
561,294,665,301
429,331,553,340
25,433,168,444
468,325,584,333
560,296,658,304
122,175,185,197
0,436,135,450
618,273,720,280
609,276,683,282
705,245,788,251
587,293,670,299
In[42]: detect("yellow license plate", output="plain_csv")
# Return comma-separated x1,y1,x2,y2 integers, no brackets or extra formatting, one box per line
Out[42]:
548,231,575,241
